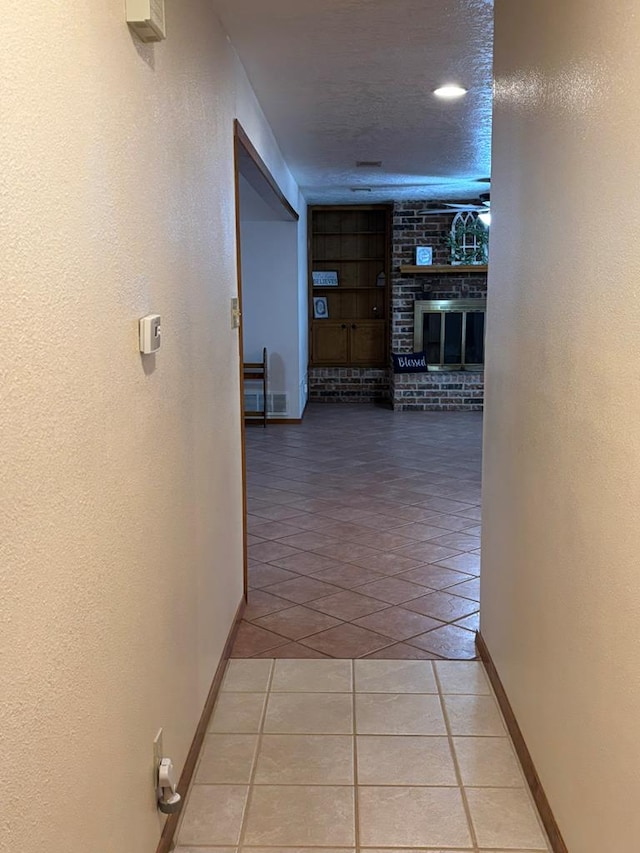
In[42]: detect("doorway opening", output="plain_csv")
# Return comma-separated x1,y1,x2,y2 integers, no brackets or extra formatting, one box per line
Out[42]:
233,121,301,599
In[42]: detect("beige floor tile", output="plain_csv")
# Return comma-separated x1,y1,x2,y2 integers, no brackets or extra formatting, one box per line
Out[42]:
244,849,353,853
466,787,548,849
435,661,490,694
221,660,273,692
444,694,506,736
255,734,353,784
209,693,266,733
453,737,525,787
243,785,356,846
358,786,472,848
178,785,248,846
354,659,437,693
363,850,472,853
355,693,446,734
264,693,353,734
176,848,236,853
271,659,352,692
195,735,258,784
357,735,456,785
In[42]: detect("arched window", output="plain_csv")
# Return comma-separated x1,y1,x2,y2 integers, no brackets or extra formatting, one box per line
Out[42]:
449,211,488,265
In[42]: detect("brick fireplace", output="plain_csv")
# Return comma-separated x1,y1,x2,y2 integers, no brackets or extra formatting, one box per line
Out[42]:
390,201,487,411
308,201,487,410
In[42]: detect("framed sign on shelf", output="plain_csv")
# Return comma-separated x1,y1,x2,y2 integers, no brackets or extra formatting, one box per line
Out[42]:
313,297,329,319
415,246,433,266
312,270,339,287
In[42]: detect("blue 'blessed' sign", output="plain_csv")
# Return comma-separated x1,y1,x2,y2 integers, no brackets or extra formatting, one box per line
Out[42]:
392,351,428,373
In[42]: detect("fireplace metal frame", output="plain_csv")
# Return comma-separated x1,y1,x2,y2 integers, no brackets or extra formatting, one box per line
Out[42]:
413,299,487,372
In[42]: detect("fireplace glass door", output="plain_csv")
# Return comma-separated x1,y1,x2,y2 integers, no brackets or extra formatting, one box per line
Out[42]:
414,300,486,371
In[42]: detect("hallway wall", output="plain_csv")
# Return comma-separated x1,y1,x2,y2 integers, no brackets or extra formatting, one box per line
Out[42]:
483,2,640,850
1,2,299,851
241,219,302,418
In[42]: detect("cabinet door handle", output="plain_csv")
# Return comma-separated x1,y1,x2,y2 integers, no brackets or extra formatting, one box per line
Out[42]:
351,324,357,330
341,324,347,329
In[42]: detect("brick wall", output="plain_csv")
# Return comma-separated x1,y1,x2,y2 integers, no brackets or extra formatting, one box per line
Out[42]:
308,368,389,403
391,201,488,411
391,371,484,412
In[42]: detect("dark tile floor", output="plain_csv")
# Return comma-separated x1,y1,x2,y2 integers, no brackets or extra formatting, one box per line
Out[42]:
232,403,482,660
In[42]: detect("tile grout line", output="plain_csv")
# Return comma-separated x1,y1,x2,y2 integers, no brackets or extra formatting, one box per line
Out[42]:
235,660,275,849
432,663,480,853
351,660,360,853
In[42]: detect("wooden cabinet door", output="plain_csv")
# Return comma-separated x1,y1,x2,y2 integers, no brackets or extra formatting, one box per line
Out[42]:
349,321,386,365
312,322,349,364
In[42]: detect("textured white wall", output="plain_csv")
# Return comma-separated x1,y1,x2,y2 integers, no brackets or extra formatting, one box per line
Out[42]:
240,219,301,417
0,1,298,851
297,197,309,413
483,2,640,850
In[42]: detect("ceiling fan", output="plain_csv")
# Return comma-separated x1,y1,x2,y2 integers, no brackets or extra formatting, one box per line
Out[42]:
418,192,491,216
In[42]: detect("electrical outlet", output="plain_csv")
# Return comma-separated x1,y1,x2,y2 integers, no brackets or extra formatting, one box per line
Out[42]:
153,728,164,774
231,297,241,329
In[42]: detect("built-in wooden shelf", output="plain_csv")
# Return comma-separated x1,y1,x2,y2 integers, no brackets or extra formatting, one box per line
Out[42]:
312,286,384,291
314,231,385,236
399,264,488,274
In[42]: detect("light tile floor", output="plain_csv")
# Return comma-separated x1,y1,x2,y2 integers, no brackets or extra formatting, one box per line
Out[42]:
175,659,551,853
235,405,482,660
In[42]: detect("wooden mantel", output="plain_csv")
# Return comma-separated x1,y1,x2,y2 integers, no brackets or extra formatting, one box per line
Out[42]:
399,264,488,274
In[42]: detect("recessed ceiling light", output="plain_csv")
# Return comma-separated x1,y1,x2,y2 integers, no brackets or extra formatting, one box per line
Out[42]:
433,84,467,100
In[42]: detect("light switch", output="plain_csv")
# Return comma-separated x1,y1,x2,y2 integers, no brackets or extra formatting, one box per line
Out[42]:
231,298,241,329
139,314,161,354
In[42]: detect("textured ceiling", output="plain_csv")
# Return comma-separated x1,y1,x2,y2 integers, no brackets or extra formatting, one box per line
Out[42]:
213,0,494,204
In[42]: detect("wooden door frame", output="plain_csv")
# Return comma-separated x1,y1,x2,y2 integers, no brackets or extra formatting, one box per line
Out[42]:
233,120,299,598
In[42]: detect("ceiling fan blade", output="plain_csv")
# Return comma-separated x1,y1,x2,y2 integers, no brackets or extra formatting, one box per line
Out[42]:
419,206,484,214
418,208,463,215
